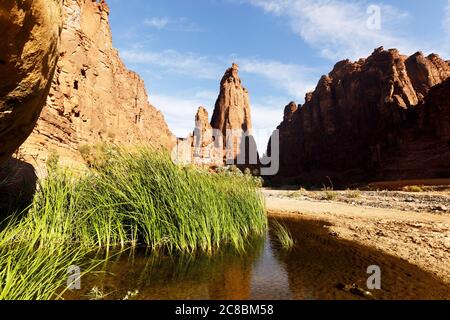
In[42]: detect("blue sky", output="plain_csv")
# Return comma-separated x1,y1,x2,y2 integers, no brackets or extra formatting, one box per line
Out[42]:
108,0,450,150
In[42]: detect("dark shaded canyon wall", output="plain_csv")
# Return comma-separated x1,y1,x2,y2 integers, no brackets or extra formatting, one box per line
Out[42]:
0,0,62,164
272,47,450,186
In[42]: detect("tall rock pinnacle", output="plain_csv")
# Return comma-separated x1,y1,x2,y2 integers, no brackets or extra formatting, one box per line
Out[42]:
211,63,252,135
175,63,257,167
210,63,255,163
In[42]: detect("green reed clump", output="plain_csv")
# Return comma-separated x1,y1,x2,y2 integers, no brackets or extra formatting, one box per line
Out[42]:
0,146,267,299
271,221,295,251
79,148,267,253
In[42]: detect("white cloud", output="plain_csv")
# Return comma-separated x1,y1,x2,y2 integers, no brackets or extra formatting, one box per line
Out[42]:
150,94,214,138
251,97,290,152
123,49,320,145
122,48,319,100
245,0,416,61
145,17,170,29
121,49,222,79
194,90,218,101
144,17,204,32
152,92,287,152
238,58,319,100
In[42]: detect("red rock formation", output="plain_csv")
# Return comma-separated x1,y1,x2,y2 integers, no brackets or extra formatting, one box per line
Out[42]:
272,47,450,185
20,0,174,167
210,63,254,162
192,107,223,165
175,64,257,167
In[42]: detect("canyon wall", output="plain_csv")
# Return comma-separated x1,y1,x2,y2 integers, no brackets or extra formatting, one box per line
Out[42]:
20,0,174,167
272,47,450,185
0,0,62,164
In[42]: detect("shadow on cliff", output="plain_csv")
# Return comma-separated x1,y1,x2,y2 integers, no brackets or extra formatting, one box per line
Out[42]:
0,158,37,225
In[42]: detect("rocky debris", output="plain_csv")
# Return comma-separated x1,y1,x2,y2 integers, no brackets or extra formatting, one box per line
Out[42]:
19,0,175,168
270,188,450,214
0,0,63,165
336,283,373,298
265,190,450,283
271,47,450,185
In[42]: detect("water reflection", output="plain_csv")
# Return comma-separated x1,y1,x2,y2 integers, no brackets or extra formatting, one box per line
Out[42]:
65,218,450,300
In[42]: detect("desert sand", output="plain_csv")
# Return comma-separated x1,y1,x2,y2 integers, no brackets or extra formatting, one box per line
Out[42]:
264,189,450,284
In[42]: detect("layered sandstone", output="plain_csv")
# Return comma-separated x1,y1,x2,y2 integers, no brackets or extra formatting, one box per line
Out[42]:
272,47,450,185
211,63,254,162
0,0,62,164
20,0,174,167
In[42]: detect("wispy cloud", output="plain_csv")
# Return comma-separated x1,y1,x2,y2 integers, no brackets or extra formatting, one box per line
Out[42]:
150,94,214,138
123,48,321,142
238,58,320,100
121,49,223,79
145,17,170,29
122,48,319,100
244,0,416,61
144,16,204,32
151,92,287,151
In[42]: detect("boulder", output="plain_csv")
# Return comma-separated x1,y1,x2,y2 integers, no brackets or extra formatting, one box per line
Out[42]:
0,0,62,164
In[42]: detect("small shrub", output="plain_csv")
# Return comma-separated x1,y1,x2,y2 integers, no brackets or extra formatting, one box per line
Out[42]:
79,143,114,169
46,150,60,171
345,189,361,198
403,185,424,193
324,190,337,200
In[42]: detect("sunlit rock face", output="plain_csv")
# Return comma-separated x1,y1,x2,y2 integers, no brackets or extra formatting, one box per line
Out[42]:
271,47,450,185
0,0,62,164
19,0,175,167
210,63,254,162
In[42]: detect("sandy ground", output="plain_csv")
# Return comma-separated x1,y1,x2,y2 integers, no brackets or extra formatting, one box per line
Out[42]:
263,189,450,284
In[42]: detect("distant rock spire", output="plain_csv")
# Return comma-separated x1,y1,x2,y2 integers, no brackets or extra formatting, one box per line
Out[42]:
210,63,252,135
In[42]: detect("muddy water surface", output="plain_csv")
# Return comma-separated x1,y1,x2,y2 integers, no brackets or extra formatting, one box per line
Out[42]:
66,218,450,300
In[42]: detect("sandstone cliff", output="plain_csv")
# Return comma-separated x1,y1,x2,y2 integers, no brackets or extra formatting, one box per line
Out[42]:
20,0,174,167
272,47,450,185
0,0,62,165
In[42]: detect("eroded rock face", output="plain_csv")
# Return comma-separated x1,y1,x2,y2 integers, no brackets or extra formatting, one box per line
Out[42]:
272,47,450,185
20,0,175,166
0,0,62,164
175,64,257,167
211,63,254,161
211,63,252,134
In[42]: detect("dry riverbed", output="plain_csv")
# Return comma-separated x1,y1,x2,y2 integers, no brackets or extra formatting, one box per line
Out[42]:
263,188,450,284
